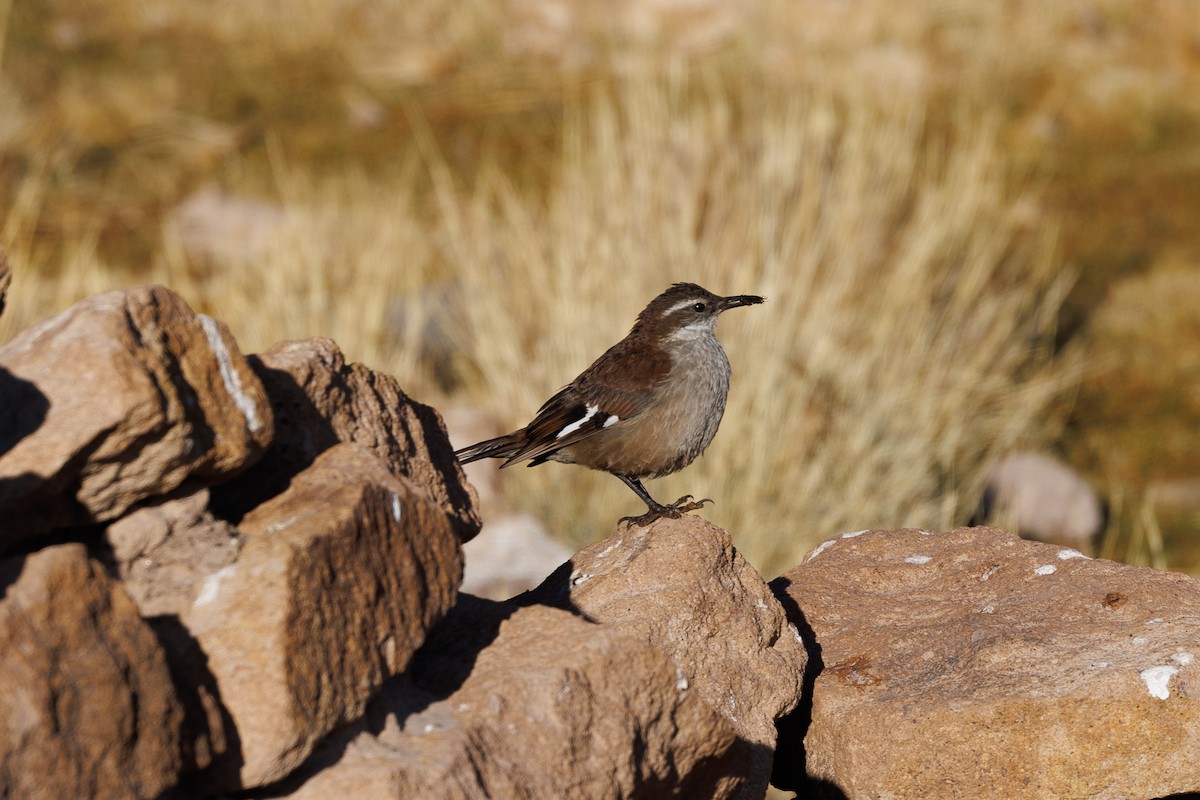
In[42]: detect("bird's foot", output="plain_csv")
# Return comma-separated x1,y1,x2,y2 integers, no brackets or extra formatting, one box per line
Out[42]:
619,495,714,527
667,494,713,514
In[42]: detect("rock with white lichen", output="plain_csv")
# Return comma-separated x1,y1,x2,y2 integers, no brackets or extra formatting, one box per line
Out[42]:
0,286,273,548
0,283,473,796
773,525,1200,800
526,515,806,796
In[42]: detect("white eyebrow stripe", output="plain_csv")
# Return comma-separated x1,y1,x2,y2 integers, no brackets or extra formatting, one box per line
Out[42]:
663,298,701,316
557,405,599,439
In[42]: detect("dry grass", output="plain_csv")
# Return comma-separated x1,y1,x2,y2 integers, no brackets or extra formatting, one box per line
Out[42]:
154,163,445,387
434,74,1073,570
3,0,1199,573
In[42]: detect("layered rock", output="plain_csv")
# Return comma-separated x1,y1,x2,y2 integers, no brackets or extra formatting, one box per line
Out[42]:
0,282,491,796
529,515,806,793
106,486,240,618
0,544,183,800
270,516,803,799
773,525,1200,800
264,603,759,800
218,337,480,542
107,444,464,790
0,286,272,547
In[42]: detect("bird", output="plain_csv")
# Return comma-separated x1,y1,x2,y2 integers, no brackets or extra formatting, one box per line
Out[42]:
455,282,764,524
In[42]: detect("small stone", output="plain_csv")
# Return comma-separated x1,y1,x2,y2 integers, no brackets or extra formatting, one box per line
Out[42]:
460,512,572,599
975,452,1106,549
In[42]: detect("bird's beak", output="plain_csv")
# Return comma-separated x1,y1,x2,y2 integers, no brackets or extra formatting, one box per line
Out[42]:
720,294,765,311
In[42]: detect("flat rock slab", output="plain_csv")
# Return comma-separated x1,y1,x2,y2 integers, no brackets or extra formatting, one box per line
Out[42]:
773,525,1200,800
0,286,272,547
0,544,183,800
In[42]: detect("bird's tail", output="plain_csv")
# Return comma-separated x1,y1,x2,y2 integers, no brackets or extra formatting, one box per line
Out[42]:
455,433,525,465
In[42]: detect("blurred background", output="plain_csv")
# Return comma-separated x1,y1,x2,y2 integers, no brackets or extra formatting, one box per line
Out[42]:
1,0,1197,578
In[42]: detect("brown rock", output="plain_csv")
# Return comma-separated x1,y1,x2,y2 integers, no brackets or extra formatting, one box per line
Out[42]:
184,443,463,789
773,526,1200,800
217,337,479,542
267,603,759,800
106,485,241,617
0,544,183,800
272,517,799,799
529,515,805,795
104,486,244,776
0,286,273,547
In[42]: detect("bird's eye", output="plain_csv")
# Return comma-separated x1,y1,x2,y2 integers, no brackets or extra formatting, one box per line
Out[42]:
692,302,706,312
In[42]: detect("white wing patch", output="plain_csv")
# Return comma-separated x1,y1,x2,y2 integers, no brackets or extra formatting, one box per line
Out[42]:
557,405,599,439
604,414,619,428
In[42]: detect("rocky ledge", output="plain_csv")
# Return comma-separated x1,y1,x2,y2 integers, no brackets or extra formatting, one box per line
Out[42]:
1,279,1198,799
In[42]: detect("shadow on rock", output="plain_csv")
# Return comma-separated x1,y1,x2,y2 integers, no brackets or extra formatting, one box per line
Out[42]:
208,362,337,522
0,367,48,458
0,367,52,550
769,575,848,800
149,614,245,793
250,594,518,799
210,343,480,543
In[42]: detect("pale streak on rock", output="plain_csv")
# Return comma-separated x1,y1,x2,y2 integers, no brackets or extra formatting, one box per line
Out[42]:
200,314,264,434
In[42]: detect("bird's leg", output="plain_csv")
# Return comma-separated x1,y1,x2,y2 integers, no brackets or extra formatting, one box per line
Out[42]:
616,475,713,526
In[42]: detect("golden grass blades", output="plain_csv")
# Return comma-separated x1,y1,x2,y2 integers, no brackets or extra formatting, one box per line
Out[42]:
438,71,1077,574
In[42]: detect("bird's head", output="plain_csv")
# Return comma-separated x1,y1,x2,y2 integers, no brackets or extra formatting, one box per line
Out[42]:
634,282,764,340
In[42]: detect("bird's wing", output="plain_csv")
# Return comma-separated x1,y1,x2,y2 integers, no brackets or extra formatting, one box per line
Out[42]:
500,338,672,467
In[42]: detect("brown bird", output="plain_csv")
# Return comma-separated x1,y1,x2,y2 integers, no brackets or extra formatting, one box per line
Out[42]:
455,283,764,523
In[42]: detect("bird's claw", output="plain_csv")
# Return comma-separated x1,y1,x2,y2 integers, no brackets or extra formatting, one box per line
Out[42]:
668,494,713,514
619,495,714,527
